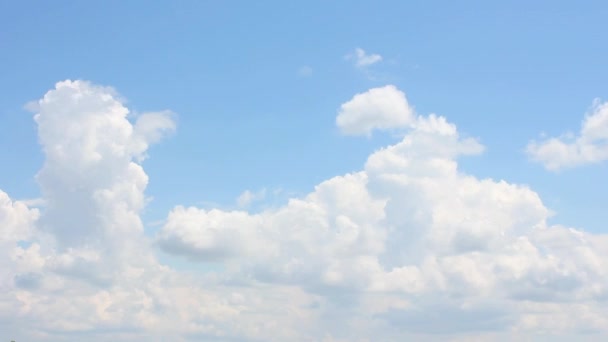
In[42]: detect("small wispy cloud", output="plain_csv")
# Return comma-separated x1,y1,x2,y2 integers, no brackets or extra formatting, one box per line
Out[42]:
297,65,313,77
236,188,267,208
346,48,383,68
19,197,46,207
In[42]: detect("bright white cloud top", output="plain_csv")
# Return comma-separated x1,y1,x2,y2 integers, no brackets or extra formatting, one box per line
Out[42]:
527,100,608,171
336,85,415,136
2,80,608,341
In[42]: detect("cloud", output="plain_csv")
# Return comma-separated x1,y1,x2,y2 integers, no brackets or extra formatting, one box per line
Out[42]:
236,188,267,208
346,48,383,68
297,65,313,77
159,85,608,340
336,85,415,136
2,80,608,341
526,99,608,170
6,80,366,342
31,80,175,251
0,191,39,244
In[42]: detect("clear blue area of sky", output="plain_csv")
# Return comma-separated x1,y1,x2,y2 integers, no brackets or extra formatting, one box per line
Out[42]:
1,0,607,234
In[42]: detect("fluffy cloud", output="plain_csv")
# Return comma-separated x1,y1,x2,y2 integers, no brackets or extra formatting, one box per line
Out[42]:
0,191,38,244
5,81,396,342
336,85,415,136
346,48,383,68
32,80,175,249
526,99,608,170
159,85,608,340
2,80,608,341
2,81,293,341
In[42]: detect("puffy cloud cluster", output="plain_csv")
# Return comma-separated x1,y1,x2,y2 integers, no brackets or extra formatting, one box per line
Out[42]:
33,81,174,248
159,86,608,340
1,81,267,341
527,99,608,170
2,81,608,341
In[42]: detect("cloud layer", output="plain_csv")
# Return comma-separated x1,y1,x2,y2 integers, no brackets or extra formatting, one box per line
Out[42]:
527,99,608,170
2,80,608,341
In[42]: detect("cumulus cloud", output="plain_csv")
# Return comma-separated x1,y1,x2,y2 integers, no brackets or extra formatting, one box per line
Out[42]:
3,80,608,341
336,85,415,136
346,48,383,68
0,191,39,244
1,80,293,341
30,80,175,253
159,85,608,340
527,99,608,170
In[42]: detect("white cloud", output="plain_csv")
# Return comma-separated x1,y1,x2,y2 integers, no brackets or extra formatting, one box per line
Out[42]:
32,80,175,251
526,99,608,170
18,197,46,208
4,80,365,342
159,85,608,340
2,81,608,341
346,48,383,68
0,191,38,244
336,85,415,136
236,188,267,208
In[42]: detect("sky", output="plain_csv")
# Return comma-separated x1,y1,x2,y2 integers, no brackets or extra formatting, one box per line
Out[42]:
1,1,608,341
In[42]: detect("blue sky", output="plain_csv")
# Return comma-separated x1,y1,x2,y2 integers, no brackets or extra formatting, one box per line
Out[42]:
2,1,608,341
2,0,607,230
